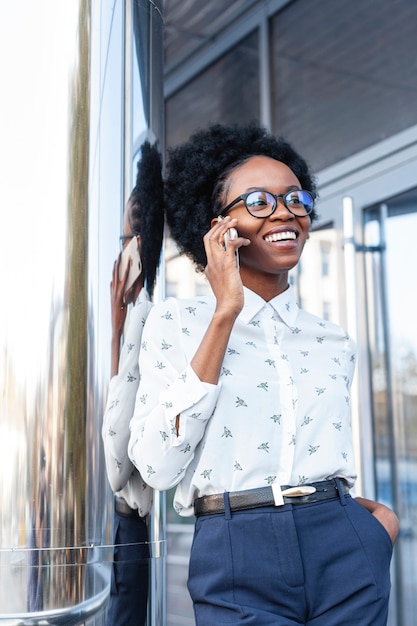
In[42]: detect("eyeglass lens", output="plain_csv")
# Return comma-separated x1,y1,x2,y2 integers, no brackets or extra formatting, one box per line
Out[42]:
246,190,313,217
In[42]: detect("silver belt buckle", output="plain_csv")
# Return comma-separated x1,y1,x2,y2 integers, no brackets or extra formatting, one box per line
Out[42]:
272,484,317,506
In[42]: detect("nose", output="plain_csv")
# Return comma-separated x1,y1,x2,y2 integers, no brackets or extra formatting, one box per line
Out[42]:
269,197,294,220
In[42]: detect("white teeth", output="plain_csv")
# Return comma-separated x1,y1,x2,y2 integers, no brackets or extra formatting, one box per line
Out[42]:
264,231,296,242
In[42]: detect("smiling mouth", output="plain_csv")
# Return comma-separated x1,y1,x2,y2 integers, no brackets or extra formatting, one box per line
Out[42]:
264,231,297,243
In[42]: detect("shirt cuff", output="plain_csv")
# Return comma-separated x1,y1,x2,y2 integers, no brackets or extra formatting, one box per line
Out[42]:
160,364,220,424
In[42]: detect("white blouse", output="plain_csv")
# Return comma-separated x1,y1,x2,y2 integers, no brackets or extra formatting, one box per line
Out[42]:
128,286,357,517
102,289,153,516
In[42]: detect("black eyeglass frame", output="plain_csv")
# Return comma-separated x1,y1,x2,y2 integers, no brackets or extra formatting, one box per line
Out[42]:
119,233,140,243
119,233,140,252
218,189,316,219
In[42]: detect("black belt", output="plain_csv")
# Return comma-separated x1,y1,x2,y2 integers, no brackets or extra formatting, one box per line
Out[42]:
115,496,142,519
194,479,348,517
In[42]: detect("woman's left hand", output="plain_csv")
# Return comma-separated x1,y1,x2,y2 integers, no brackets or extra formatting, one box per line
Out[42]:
355,496,400,545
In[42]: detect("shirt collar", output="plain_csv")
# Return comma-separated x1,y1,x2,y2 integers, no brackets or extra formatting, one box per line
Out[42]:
240,285,299,327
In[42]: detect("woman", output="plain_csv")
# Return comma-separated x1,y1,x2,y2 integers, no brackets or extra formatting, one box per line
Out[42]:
102,141,164,626
128,123,398,625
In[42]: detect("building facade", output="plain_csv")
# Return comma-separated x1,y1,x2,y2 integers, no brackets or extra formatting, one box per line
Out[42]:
163,1,417,625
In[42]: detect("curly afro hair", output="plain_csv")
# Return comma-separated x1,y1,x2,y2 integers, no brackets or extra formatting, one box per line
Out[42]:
128,141,164,296
165,122,318,271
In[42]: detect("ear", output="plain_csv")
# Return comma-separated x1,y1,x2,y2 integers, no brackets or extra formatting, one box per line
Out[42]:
211,216,221,228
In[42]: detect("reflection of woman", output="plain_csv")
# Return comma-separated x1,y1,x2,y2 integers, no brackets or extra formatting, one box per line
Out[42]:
129,124,399,625
102,141,164,626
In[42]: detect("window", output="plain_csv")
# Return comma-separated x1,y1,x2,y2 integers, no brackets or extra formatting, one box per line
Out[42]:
270,0,417,171
166,30,259,149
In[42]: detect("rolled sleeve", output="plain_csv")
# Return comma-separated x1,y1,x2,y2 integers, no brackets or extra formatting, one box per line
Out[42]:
160,365,220,443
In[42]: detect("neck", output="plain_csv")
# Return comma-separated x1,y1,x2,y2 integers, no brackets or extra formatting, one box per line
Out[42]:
133,280,145,301
240,267,289,301
125,279,145,305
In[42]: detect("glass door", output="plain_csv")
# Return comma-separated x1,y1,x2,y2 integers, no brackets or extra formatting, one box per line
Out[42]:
363,188,417,626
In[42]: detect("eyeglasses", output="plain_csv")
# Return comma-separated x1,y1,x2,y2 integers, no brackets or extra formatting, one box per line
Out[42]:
119,233,140,243
119,233,140,250
218,189,316,219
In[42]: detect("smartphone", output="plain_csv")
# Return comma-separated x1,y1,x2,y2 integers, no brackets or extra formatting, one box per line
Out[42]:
118,235,142,296
224,226,238,248
219,218,239,269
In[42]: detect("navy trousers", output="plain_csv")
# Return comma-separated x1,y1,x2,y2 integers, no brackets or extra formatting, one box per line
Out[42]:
188,489,393,625
106,507,150,626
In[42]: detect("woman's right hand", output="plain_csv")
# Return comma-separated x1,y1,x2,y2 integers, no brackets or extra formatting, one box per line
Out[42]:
203,216,250,320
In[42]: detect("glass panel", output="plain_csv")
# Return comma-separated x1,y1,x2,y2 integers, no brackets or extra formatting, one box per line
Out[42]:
296,225,341,324
166,29,259,149
164,0,259,69
270,0,417,172
132,0,164,142
364,188,417,625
